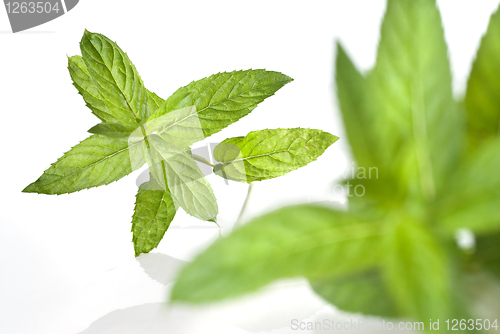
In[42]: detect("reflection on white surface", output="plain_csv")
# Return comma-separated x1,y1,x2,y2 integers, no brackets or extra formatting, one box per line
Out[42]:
79,274,329,334
78,303,225,334
79,251,329,334
78,272,420,334
136,253,187,286
76,251,499,334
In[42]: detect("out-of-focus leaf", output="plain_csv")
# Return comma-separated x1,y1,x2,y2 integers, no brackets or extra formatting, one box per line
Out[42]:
131,179,176,257
437,138,500,235
311,270,399,318
465,6,500,148
151,69,293,137
474,232,500,280
464,272,500,320
383,219,452,321
335,43,378,169
166,0,500,323
368,0,463,201
170,205,384,303
339,176,407,213
213,128,338,183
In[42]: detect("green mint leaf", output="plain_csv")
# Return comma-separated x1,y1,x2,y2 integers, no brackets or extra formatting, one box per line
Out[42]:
335,43,378,169
147,90,165,114
150,70,293,137
132,179,177,257
465,4,500,148
88,122,135,138
144,106,205,148
148,135,218,222
368,0,463,200
212,128,338,183
23,135,142,194
335,44,403,209
68,55,164,123
170,205,383,303
437,138,500,235
68,55,116,123
383,220,452,321
311,270,399,318
80,30,149,127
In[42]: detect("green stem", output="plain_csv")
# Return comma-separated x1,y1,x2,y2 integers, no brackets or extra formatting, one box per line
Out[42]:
140,125,151,149
140,125,164,186
192,154,214,167
234,183,254,228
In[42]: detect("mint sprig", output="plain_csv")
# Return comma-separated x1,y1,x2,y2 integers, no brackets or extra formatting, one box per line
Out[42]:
23,30,337,256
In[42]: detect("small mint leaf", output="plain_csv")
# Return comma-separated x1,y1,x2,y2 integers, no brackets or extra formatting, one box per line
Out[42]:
213,128,338,183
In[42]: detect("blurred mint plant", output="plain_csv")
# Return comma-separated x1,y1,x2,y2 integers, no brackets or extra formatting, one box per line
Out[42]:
23,31,337,256
170,0,500,327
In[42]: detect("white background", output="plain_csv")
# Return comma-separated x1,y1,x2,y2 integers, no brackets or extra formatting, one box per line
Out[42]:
1,1,499,333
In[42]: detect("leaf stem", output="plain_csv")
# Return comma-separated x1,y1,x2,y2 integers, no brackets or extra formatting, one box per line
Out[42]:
234,183,254,228
140,125,151,149
192,154,214,167
141,125,162,185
